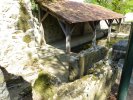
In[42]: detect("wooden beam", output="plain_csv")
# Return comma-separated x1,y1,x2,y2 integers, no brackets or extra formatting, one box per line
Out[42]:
79,53,85,77
81,23,85,35
58,20,72,54
58,20,76,35
66,23,71,54
115,19,119,24
106,19,114,42
58,20,67,35
37,5,46,46
41,12,49,22
38,5,41,22
105,20,110,26
89,21,100,49
118,18,122,32
70,24,76,35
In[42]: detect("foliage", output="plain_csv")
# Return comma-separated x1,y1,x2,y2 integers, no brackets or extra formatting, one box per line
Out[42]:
30,0,38,17
85,0,133,14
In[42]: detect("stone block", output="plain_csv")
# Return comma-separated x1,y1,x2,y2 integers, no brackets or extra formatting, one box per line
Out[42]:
69,56,79,81
54,63,118,100
69,46,108,81
79,46,108,68
112,40,128,61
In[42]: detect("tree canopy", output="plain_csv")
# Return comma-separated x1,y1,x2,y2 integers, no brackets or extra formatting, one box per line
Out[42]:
85,0,133,14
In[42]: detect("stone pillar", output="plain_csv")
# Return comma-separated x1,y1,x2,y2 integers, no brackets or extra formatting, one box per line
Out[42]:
0,69,10,100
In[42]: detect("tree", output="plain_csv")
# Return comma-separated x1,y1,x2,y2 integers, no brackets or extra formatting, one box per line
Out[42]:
85,0,133,14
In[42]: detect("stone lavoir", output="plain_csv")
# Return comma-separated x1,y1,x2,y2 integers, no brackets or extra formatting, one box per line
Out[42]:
0,0,126,100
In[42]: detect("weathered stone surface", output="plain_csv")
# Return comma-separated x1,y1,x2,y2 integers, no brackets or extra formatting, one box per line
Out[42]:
54,62,118,100
69,56,79,81
33,72,60,100
112,40,128,61
113,40,128,51
117,59,125,68
69,45,108,81
0,69,10,100
0,0,43,83
80,46,108,67
32,61,118,100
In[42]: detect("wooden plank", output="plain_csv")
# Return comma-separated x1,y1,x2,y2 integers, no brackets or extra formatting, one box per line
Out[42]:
58,20,67,36
38,5,41,22
41,12,49,22
37,1,124,24
70,24,76,35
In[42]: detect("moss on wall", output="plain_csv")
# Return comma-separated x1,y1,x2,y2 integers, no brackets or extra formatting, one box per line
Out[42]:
23,35,31,43
17,0,31,32
33,72,56,100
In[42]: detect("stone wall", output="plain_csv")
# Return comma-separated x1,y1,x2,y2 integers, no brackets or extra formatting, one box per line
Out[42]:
69,46,108,81
112,23,131,34
112,40,128,61
32,61,119,100
43,14,93,43
54,64,118,100
0,0,42,79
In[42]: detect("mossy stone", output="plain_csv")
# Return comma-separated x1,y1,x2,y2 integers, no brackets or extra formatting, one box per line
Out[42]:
23,35,31,43
33,73,56,100
17,0,31,32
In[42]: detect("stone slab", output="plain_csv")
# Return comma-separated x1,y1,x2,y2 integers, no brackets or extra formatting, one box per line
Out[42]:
112,40,128,61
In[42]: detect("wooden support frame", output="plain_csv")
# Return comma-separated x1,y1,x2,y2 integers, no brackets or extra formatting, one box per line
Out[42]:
115,18,122,32
89,21,100,49
38,5,49,46
58,20,76,54
105,19,114,42
38,5,49,22
41,12,49,22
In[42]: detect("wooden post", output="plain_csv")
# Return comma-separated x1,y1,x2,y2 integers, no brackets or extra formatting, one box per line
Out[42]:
38,5,49,46
108,25,112,42
65,23,71,54
92,28,97,49
38,5,41,22
105,19,113,42
58,20,73,54
115,18,122,32
115,18,122,38
89,21,100,49
66,34,71,54
79,53,85,77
